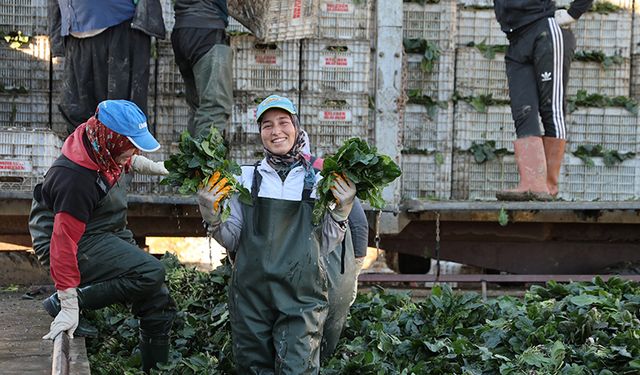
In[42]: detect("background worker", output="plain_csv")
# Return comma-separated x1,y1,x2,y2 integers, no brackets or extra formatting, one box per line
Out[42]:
171,0,233,138
493,0,593,200
28,100,176,373
197,95,357,373
300,130,369,361
48,0,165,135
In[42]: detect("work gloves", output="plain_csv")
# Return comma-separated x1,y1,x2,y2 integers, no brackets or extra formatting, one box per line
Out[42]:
197,171,232,226
131,154,169,175
555,9,576,27
42,288,79,340
330,174,357,222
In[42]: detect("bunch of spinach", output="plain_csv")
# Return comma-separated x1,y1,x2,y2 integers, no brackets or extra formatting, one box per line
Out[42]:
568,90,639,115
403,38,441,73
573,144,635,167
469,141,511,164
313,138,402,223
161,128,251,220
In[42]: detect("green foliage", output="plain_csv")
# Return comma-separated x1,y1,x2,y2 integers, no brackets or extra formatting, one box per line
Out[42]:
403,38,441,73
568,90,639,115
467,40,508,60
498,207,509,226
574,51,624,69
452,92,510,113
572,145,635,167
591,1,622,14
87,265,640,374
1,31,31,49
468,141,511,164
313,138,402,223
161,128,251,219
406,90,447,117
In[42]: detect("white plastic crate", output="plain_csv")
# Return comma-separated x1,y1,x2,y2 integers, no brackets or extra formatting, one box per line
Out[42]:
556,0,634,9
568,58,630,97
452,151,517,200
455,47,509,101
155,41,185,96
154,95,190,145
405,50,455,102
318,0,372,40
572,11,633,58
402,102,453,152
0,0,47,36
0,129,62,192
0,92,49,128
228,140,265,166
227,17,251,34
401,153,452,200
232,35,300,92
228,0,318,42
560,155,640,201
453,103,515,152
160,0,175,35
566,107,639,154
299,93,369,157
456,7,507,47
634,10,640,55
0,36,51,92
301,39,370,94
403,1,457,50
632,54,640,101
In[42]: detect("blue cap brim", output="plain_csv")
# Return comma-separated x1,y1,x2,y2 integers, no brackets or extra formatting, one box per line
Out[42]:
127,135,160,152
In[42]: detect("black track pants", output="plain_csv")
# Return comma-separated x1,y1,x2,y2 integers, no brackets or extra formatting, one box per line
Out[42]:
505,17,576,139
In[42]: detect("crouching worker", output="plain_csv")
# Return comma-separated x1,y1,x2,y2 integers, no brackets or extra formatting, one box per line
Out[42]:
28,100,176,373
197,95,357,374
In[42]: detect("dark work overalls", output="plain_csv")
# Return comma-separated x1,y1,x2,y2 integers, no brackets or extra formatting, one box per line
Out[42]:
28,156,176,371
228,162,355,374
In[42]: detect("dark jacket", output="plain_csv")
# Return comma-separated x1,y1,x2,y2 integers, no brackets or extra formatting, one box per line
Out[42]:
174,0,228,29
48,0,165,57
494,0,593,34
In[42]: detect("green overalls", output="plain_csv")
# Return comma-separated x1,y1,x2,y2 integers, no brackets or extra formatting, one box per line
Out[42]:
28,156,175,371
229,163,355,374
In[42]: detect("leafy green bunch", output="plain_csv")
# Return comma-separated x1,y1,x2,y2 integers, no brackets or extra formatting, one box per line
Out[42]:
568,90,638,115
572,144,636,167
313,138,402,223
403,38,441,73
161,128,251,220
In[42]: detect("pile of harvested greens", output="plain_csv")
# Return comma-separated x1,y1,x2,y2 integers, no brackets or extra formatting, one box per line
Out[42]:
161,128,250,220
313,138,402,223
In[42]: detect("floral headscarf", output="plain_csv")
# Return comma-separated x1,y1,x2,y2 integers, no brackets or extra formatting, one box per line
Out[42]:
84,116,136,186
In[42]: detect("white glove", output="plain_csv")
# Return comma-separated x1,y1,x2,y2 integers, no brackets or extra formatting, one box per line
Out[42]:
555,9,576,27
43,288,79,340
197,173,232,225
330,174,357,222
131,154,169,176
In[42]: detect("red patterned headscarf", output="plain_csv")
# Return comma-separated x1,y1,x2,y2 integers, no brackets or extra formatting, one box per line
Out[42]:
84,116,136,186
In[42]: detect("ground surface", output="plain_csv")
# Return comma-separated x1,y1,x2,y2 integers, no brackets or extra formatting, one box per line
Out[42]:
0,288,90,374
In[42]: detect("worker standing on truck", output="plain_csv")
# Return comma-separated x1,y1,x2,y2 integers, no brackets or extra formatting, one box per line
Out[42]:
493,0,593,200
48,0,165,135
197,94,357,373
171,0,233,139
300,130,368,361
28,100,176,374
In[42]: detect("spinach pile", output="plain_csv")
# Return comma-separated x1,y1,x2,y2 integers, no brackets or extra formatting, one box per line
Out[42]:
161,128,251,220
313,138,402,223
572,144,636,167
86,260,640,374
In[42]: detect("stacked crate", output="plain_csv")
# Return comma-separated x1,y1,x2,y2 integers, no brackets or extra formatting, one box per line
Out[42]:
400,0,456,200
451,2,639,201
632,3,640,103
299,0,373,158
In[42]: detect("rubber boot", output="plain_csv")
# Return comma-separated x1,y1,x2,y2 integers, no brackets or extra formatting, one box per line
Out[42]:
140,334,170,373
43,293,99,338
496,136,553,201
542,136,566,197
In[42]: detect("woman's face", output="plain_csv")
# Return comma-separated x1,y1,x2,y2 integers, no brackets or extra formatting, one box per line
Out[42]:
114,147,137,167
260,109,296,156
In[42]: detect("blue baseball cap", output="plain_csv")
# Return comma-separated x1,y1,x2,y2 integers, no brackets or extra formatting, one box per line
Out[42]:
96,100,160,152
255,95,297,123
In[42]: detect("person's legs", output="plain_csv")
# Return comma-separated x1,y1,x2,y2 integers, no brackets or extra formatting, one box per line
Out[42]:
496,32,551,201
171,29,200,127
535,19,576,196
